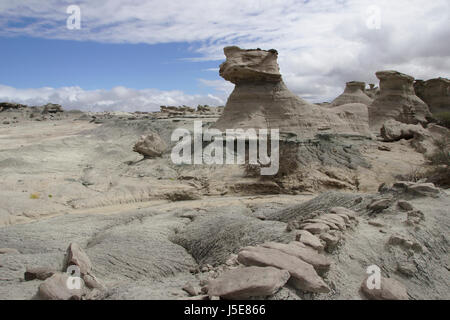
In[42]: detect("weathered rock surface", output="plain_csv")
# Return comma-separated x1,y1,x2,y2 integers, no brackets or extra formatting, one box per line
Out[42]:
381,120,449,156
0,248,20,254
237,246,329,293
133,132,167,158
331,82,373,106
368,70,431,130
42,103,63,114
38,272,85,300
63,243,92,276
261,241,331,273
414,78,450,114
207,266,290,299
295,230,324,252
24,267,56,281
361,276,409,300
214,46,371,138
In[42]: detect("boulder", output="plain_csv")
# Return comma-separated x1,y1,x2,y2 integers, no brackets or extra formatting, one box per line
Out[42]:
368,70,431,130
381,120,449,156
0,102,27,111
261,242,331,273
133,132,167,158
237,246,329,293
63,243,92,276
213,46,371,138
300,222,330,235
38,273,85,300
361,276,409,300
0,248,20,254
331,82,373,106
380,119,426,142
397,200,414,211
207,266,290,299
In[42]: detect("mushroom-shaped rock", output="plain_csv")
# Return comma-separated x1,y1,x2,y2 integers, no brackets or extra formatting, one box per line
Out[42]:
368,70,431,130
213,46,371,138
133,132,167,158
207,266,290,299
331,81,373,106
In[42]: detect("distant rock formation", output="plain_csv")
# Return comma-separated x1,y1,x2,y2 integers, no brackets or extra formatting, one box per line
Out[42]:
330,81,373,107
133,133,167,158
414,78,450,115
214,46,371,138
42,103,63,114
368,70,431,130
0,102,28,112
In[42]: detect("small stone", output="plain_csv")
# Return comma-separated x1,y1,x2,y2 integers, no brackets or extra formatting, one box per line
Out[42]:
182,282,198,297
397,262,417,277
63,243,92,276
397,200,414,211
83,274,106,291
24,267,56,281
361,276,409,300
378,145,391,151
368,220,384,227
320,232,342,252
408,183,440,198
367,198,392,212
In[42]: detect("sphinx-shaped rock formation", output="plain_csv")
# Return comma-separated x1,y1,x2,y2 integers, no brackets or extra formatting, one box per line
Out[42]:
214,46,371,138
414,78,450,115
331,81,373,107
368,70,431,130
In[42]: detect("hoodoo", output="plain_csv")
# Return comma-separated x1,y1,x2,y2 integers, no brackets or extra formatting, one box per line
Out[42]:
213,46,371,138
368,70,431,130
330,81,373,107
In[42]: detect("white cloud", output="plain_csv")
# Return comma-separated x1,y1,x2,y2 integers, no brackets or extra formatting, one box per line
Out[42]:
0,84,226,111
0,0,449,104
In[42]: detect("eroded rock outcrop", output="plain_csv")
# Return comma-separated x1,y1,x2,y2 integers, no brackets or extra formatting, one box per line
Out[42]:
133,132,167,158
42,103,63,114
414,77,450,115
368,71,431,130
207,266,290,299
380,119,449,156
331,81,373,107
214,46,371,138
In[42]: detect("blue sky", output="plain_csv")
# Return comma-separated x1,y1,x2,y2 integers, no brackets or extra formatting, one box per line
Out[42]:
0,0,448,111
0,37,221,94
